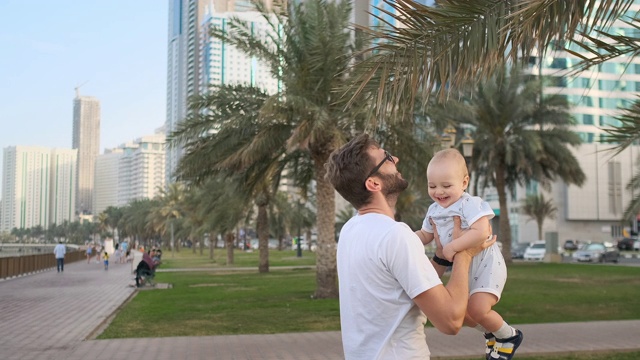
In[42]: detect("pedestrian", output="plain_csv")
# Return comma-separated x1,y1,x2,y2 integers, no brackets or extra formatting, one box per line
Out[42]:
325,134,496,360
103,251,110,270
53,240,66,273
415,148,523,360
86,245,93,264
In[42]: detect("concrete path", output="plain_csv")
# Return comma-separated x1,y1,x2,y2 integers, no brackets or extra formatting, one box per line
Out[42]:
1,260,639,360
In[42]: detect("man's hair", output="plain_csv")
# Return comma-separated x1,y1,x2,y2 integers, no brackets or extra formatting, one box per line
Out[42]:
325,133,378,209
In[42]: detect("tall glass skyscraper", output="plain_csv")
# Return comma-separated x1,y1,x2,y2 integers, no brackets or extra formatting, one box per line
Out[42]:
72,92,100,216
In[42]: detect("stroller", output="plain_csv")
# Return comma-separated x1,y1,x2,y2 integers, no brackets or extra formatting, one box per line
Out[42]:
134,250,161,287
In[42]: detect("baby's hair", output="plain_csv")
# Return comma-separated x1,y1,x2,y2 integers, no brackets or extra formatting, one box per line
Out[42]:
430,148,468,177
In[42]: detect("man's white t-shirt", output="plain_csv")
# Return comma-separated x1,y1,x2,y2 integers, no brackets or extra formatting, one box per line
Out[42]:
337,213,442,360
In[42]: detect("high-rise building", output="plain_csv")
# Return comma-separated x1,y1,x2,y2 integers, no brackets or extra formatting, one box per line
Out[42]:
117,130,166,206
166,0,210,183
72,92,100,215
93,129,166,214
199,10,280,94
508,2,640,245
1,146,77,232
165,0,276,183
93,148,123,215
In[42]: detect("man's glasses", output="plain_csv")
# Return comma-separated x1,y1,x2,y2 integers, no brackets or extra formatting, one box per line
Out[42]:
365,150,395,180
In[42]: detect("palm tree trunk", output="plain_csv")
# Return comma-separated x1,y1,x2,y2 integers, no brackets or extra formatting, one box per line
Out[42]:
257,204,269,273
225,232,234,265
209,235,214,260
313,159,339,299
495,163,513,264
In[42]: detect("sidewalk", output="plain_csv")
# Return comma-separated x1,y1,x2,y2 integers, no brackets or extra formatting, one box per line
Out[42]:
1,261,639,360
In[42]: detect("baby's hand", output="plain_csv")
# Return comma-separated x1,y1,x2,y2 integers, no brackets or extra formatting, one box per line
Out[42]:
443,244,457,262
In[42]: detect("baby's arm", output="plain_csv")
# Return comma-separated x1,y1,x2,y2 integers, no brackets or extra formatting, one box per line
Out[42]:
442,215,491,261
415,229,434,245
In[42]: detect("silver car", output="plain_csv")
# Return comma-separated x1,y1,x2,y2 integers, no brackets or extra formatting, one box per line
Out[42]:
572,243,619,263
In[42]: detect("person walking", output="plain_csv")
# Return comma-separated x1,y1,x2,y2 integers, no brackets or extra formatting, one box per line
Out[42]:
325,133,496,360
53,241,66,273
86,245,93,264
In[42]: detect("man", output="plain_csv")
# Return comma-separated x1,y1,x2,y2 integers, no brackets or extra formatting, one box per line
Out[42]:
326,134,496,360
135,248,161,287
53,241,66,273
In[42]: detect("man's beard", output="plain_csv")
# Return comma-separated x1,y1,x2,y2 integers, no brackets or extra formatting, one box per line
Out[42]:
379,172,409,198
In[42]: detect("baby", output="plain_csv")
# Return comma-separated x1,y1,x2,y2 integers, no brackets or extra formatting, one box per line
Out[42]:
415,148,523,360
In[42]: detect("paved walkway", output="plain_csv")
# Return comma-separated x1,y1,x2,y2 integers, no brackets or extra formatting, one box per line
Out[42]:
1,261,639,360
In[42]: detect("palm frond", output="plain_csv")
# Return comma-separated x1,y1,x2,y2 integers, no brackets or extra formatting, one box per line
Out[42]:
347,0,635,119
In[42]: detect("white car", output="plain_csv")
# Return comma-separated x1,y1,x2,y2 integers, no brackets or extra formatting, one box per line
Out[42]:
523,241,546,261
634,240,640,251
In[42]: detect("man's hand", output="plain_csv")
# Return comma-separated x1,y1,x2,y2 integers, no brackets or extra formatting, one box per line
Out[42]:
443,243,457,262
429,218,444,258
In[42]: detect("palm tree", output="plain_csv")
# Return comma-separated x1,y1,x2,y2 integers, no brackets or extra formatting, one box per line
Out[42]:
171,0,368,298
149,183,187,257
348,0,636,114
428,68,585,262
520,193,558,241
169,84,288,272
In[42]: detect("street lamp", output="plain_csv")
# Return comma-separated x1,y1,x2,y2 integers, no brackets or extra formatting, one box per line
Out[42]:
297,200,303,258
440,124,457,149
460,133,475,165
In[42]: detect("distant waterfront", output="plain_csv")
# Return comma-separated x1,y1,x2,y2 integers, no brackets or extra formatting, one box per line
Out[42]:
0,244,77,258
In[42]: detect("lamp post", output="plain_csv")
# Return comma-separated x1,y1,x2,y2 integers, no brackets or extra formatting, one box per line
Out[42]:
440,125,457,149
296,200,303,258
460,133,474,167
460,133,475,195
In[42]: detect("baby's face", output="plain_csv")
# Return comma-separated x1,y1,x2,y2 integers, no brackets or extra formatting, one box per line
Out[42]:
427,160,469,208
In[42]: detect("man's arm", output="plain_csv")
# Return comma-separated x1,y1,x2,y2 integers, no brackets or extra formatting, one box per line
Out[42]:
414,218,496,335
413,252,474,334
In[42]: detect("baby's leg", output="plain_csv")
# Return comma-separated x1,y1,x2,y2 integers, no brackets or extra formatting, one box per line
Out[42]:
467,292,501,332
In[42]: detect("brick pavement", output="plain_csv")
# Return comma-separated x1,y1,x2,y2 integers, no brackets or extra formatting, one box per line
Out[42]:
1,260,640,360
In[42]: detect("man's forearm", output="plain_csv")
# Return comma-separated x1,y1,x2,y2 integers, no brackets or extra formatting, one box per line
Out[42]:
443,253,472,323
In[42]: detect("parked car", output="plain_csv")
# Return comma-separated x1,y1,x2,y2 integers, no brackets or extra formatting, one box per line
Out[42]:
523,241,546,261
572,242,620,263
511,243,529,259
616,238,637,251
634,240,640,251
563,240,578,251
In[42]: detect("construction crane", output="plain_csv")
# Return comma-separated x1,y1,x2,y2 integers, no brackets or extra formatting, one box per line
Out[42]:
74,80,89,97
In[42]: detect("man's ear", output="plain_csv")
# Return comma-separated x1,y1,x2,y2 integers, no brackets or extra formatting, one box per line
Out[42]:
364,176,381,192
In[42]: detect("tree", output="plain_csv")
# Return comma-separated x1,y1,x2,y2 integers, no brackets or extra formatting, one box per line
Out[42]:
520,193,558,241
149,183,187,257
348,0,636,115
171,0,369,298
427,68,585,262
169,84,288,272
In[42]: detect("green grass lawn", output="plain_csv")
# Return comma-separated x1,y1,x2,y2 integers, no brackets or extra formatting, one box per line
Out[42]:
101,258,640,338
99,253,640,359
157,247,317,269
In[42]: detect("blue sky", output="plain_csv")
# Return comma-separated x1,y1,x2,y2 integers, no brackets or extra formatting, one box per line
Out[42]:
0,1,167,188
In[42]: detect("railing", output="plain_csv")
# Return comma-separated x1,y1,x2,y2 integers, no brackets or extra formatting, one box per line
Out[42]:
0,250,85,280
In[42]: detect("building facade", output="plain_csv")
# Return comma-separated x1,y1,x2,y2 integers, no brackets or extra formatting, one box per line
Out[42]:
93,130,166,214
199,10,280,94
1,146,77,232
166,0,209,183
72,94,100,215
93,148,123,215
508,2,640,245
